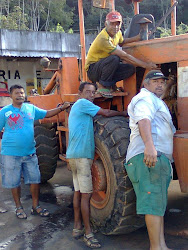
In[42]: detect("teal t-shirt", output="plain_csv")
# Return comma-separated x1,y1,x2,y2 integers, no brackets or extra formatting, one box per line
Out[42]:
0,103,47,156
66,98,100,159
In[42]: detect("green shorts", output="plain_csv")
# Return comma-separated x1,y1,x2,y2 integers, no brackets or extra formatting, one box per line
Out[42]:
124,153,172,216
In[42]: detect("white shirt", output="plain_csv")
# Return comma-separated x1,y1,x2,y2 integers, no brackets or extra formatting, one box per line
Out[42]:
126,88,176,162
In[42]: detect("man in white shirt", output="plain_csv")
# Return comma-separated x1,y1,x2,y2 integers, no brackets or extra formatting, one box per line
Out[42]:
125,70,175,250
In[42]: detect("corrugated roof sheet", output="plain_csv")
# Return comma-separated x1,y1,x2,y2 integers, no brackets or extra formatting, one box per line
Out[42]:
0,29,95,58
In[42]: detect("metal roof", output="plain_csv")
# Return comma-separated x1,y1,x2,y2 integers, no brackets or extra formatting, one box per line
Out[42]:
0,29,95,58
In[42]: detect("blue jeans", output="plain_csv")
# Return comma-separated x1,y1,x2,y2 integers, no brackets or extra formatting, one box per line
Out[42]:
0,154,40,188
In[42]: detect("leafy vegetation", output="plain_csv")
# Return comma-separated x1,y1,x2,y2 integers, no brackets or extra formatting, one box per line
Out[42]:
0,0,188,37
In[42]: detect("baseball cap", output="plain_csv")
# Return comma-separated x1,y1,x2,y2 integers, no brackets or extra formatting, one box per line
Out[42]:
144,70,168,81
106,11,122,22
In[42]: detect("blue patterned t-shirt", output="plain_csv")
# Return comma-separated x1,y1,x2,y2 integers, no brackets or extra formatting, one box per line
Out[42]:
0,103,47,156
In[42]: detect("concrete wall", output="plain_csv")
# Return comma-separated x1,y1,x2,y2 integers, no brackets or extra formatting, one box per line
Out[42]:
0,57,58,95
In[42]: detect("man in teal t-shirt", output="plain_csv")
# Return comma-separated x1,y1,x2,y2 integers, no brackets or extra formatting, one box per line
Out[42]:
0,84,70,219
66,98,100,159
66,82,127,248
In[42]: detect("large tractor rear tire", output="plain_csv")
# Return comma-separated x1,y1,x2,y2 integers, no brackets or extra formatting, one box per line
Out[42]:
34,123,58,183
91,116,145,235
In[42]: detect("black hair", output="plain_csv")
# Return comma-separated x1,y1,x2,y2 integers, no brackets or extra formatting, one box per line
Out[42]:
10,84,24,94
79,82,98,92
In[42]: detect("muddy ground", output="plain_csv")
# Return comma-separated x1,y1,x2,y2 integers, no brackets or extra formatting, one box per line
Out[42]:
0,161,187,250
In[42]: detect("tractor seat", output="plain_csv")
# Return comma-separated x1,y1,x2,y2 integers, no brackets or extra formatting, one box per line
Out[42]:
124,14,155,39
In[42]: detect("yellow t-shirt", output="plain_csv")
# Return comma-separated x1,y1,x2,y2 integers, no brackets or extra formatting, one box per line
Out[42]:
85,28,124,71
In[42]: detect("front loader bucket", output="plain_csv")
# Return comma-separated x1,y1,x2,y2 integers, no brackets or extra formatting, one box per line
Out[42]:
173,133,188,193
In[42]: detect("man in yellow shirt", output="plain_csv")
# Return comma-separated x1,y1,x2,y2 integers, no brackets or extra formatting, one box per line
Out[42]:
85,11,157,97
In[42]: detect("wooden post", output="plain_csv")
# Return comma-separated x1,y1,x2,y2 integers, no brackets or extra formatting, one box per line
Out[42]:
134,1,139,15
78,0,86,81
109,0,115,11
171,0,176,36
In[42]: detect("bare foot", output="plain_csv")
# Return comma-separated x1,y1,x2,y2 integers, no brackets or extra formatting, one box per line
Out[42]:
161,243,172,250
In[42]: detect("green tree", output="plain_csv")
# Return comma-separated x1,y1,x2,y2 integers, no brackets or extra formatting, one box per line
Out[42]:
156,27,171,38
0,0,74,32
68,28,73,33
50,23,65,33
45,0,74,32
0,5,28,30
139,0,186,30
157,22,188,38
0,0,187,34
177,22,188,35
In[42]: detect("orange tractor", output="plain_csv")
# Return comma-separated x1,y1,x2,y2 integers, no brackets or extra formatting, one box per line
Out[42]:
28,0,188,235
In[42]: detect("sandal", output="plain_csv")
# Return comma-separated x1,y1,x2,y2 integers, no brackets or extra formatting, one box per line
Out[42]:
83,233,101,249
15,206,27,219
0,207,7,213
72,228,84,239
96,88,113,98
31,205,50,217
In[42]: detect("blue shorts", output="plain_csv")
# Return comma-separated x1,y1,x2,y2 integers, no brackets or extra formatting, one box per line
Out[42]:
0,154,41,188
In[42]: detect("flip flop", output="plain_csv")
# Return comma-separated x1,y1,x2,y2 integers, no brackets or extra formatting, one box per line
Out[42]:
96,89,113,98
0,207,7,213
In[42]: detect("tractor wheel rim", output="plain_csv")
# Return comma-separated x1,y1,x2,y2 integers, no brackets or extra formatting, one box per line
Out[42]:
91,147,110,209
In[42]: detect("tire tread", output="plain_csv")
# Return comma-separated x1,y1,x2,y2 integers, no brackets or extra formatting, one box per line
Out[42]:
92,115,145,235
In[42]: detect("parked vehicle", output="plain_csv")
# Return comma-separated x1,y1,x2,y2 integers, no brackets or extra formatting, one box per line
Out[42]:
0,81,12,109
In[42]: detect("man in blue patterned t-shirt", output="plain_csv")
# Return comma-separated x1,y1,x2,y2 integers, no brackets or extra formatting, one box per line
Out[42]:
0,84,70,219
